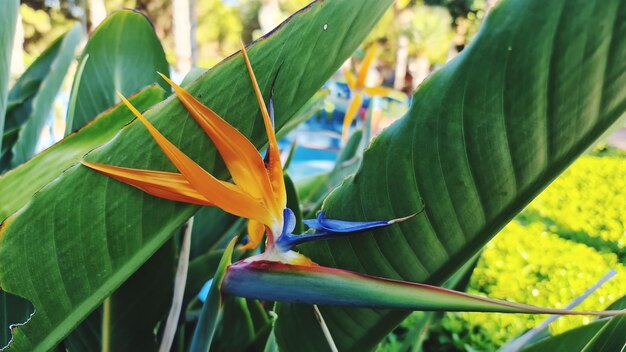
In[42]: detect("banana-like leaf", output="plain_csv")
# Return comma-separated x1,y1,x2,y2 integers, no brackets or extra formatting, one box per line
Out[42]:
0,85,164,221
277,0,626,349
0,0,19,153
65,10,169,133
521,320,606,352
63,239,174,351
580,311,626,352
0,86,163,351
2,24,82,169
0,294,32,348
0,1,393,350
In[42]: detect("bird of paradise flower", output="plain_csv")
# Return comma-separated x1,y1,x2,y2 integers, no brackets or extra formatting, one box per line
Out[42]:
341,43,394,142
82,42,625,328
82,42,413,266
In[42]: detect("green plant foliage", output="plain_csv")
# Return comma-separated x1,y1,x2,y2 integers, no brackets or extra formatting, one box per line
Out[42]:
429,154,626,350
1,24,82,170
523,155,626,256
19,4,77,65
440,219,626,350
63,240,175,351
407,6,455,63
0,86,163,349
0,1,393,350
579,309,626,352
0,86,164,221
521,297,626,352
0,0,19,153
0,294,33,348
376,253,481,352
277,0,626,349
66,10,169,133
521,320,606,352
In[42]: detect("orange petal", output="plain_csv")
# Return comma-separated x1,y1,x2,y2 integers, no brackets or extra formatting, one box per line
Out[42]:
157,73,274,205
82,161,213,206
118,94,272,224
239,41,286,210
344,67,357,91
341,92,363,143
356,43,378,89
240,219,266,251
363,86,393,97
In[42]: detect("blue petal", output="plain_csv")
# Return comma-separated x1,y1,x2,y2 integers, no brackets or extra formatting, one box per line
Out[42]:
276,211,418,251
276,231,331,252
282,208,296,237
316,212,392,232
305,211,416,233
302,218,324,230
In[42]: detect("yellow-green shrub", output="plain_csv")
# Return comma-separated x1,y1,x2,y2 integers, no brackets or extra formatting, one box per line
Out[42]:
440,221,626,349
430,155,626,350
526,156,626,253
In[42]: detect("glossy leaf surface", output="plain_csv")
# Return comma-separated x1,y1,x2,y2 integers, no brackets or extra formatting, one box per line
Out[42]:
2,24,82,169
0,1,393,350
0,86,163,221
0,0,19,153
66,10,169,133
277,0,626,349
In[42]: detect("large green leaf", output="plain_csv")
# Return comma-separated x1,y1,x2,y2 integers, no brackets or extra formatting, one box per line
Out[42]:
520,320,606,352
63,239,174,351
0,86,163,349
0,85,164,221
277,0,626,350
0,0,19,153
65,10,169,133
3,24,82,169
0,1,393,350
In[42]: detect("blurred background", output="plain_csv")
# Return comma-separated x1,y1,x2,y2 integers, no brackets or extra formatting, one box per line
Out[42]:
7,1,626,351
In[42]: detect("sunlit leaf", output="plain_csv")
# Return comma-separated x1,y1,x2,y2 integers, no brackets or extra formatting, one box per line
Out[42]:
277,0,626,349
0,1,393,350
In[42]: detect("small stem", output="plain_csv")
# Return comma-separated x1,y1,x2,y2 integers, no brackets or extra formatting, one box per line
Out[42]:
313,305,338,352
101,298,111,352
500,269,618,352
159,218,194,352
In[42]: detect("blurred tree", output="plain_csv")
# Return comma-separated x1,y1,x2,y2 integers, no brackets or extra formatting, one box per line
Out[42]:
173,0,195,72
21,0,83,20
258,0,285,35
19,4,77,65
87,0,106,30
10,10,25,79
194,0,243,67
237,0,261,43
424,0,489,53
